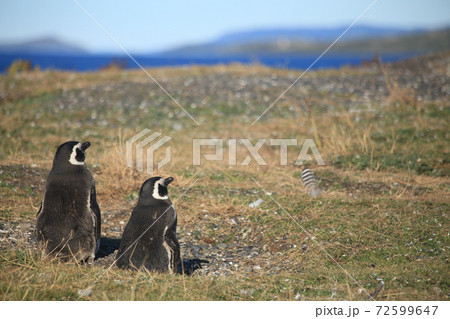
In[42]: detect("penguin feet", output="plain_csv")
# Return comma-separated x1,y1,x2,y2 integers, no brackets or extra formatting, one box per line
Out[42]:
86,259,94,266
84,254,95,266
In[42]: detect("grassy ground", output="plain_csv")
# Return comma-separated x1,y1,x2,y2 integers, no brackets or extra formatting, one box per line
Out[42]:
0,58,449,300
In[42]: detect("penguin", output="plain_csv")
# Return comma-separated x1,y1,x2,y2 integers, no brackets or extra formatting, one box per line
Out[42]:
36,141,101,263
116,177,181,273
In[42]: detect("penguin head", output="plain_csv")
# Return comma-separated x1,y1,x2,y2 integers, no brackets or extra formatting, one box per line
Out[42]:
138,176,174,204
52,141,91,168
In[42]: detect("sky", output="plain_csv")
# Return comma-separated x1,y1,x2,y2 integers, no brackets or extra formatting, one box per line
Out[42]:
0,0,449,53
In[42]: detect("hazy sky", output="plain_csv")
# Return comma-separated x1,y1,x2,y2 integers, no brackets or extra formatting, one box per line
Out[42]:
1,0,449,53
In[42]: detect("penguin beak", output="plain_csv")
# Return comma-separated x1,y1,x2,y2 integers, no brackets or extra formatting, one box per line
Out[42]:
163,177,174,186
80,141,91,151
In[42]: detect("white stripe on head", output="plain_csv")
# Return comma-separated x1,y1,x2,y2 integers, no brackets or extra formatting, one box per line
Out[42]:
69,143,85,165
152,178,168,200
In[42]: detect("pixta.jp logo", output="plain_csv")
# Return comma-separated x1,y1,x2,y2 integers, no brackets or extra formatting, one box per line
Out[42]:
126,129,171,175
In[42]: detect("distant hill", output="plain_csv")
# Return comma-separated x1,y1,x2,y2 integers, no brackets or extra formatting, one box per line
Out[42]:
211,25,419,45
161,26,450,57
0,37,87,54
332,28,450,54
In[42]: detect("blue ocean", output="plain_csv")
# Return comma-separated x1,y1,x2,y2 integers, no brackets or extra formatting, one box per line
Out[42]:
0,52,414,73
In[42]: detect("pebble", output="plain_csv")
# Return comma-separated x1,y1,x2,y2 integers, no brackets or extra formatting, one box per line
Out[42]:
77,288,92,297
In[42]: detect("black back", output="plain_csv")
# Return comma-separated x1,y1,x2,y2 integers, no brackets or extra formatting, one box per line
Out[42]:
116,177,180,273
36,141,101,262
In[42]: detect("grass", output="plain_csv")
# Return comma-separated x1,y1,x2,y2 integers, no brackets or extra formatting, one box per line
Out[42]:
0,248,321,301
0,58,449,300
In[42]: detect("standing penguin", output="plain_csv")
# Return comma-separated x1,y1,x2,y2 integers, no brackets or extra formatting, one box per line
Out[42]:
36,141,101,262
116,177,181,273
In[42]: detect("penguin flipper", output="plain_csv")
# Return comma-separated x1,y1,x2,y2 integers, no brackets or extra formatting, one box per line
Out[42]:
36,201,43,217
178,258,209,276
164,218,181,272
89,183,101,252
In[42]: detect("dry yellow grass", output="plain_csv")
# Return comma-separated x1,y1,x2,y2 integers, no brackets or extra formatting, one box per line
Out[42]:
1,58,449,300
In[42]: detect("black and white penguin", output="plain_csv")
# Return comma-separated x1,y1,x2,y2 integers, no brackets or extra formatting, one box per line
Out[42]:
36,141,101,262
116,177,181,273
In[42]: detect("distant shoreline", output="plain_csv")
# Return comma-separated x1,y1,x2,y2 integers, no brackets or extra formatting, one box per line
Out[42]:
0,52,417,73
